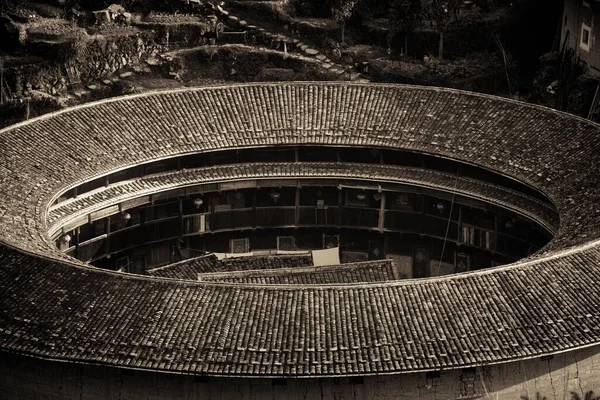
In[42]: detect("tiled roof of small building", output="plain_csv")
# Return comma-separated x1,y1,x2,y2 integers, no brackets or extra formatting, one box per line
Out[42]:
147,254,314,280
146,254,221,280
218,254,314,271
1,82,600,377
197,259,399,284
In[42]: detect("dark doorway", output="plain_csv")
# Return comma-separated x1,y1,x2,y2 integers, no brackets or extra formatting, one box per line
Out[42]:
413,246,430,278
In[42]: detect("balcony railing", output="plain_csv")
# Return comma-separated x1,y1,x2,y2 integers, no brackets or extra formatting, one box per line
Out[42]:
298,206,339,226
254,207,296,228
385,211,459,241
211,208,253,231
77,235,107,262
340,207,379,229
73,204,536,265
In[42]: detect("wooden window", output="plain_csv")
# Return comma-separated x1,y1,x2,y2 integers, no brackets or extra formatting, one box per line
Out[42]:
277,236,297,251
461,224,494,250
184,214,207,234
581,23,592,52
322,234,339,249
230,238,250,254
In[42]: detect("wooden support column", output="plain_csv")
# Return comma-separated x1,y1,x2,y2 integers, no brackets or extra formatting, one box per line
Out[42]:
179,198,184,237
493,213,498,253
378,191,386,232
337,186,343,228
252,190,257,228
74,226,80,259
295,185,300,226
458,205,463,243
105,216,111,255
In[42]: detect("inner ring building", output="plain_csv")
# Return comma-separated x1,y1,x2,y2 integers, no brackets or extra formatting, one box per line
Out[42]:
1,82,600,399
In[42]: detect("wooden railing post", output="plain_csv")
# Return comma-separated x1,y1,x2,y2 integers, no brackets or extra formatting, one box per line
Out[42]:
378,191,386,232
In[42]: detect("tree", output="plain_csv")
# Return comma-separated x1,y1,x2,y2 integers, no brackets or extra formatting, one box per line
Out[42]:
422,0,461,60
388,0,423,56
329,0,359,43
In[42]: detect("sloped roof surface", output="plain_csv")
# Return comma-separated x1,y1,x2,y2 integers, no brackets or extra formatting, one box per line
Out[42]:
197,259,400,284
1,82,599,377
147,254,314,280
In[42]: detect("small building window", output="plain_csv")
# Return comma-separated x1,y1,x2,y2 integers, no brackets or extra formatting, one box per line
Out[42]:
426,371,441,379
581,23,592,52
277,236,297,251
230,238,250,254
461,224,494,250
348,376,364,385
583,0,591,8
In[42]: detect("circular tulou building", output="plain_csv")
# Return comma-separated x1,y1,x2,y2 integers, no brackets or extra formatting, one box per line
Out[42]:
1,82,600,399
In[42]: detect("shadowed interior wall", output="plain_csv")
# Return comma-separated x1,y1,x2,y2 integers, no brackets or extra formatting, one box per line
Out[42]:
2,346,600,400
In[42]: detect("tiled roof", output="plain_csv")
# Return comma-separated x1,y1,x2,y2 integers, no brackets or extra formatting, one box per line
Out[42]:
146,254,221,280
219,254,314,271
147,254,314,280
198,259,399,284
1,82,600,377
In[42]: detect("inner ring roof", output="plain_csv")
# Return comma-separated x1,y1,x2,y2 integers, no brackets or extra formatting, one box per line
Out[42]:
1,82,600,377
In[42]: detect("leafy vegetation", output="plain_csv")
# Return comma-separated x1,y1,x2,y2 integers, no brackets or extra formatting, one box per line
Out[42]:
329,0,359,43
422,0,461,59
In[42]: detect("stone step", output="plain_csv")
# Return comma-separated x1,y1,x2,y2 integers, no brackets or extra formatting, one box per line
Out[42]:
305,48,319,56
145,58,161,66
119,71,134,79
73,89,90,98
316,54,327,61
